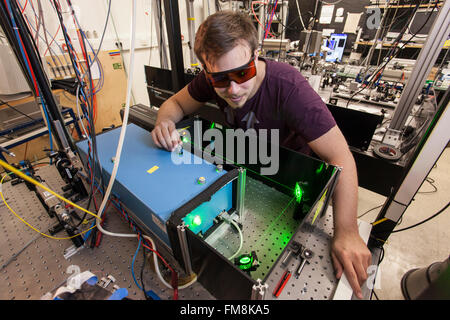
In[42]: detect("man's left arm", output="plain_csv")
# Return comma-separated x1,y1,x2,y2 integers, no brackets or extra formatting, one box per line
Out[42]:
308,125,372,299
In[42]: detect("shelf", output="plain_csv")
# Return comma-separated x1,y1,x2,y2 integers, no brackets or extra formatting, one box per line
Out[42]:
365,2,443,9
356,41,424,48
356,41,449,49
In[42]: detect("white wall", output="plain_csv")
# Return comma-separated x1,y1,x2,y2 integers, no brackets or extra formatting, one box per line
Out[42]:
20,0,221,107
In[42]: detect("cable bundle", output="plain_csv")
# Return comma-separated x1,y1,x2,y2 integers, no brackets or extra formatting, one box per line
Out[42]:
350,0,440,107
264,0,278,39
1,0,195,300
48,0,113,244
1,0,55,153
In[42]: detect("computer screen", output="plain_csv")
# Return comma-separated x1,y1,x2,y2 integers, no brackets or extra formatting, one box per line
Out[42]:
323,39,336,50
325,34,347,62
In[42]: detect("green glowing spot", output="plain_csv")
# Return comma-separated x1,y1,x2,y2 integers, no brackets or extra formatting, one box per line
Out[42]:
192,215,202,226
281,232,291,244
182,136,189,143
294,182,303,203
240,256,251,264
210,122,216,129
237,254,254,270
316,163,324,174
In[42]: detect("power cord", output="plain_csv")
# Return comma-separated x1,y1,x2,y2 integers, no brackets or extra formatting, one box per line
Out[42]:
417,177,438,194
392,201,449,233
358,204,383,219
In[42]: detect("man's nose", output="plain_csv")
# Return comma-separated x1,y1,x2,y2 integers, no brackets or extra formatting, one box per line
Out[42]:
227,80,240,95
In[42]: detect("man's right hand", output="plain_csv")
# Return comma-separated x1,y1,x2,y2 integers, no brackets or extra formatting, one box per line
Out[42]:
151,120,181,152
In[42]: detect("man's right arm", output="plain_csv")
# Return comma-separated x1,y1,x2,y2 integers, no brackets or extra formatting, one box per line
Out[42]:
151,85,205,151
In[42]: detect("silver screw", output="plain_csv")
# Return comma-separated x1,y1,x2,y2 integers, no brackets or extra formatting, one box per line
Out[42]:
197,177,206,184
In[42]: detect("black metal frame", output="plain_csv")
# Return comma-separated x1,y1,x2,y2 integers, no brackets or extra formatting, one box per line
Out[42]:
0,1,75,152
369,88,450,248
162,116,339,299
163,0,185,92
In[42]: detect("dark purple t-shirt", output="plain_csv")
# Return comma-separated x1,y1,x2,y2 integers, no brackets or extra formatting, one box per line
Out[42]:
187,57,336,155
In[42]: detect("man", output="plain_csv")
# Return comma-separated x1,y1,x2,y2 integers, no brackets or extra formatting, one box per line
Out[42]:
151,11,371,299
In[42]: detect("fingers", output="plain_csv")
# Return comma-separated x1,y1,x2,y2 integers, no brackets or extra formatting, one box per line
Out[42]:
340,256,364,300
169,124,181,150
332,233,373,299
353,257,368,288
332,250,365,299
152,126,169,150
160,125,174,150
332,247,371,300
151,121,179,151
331,251,344,280
151,129,162,149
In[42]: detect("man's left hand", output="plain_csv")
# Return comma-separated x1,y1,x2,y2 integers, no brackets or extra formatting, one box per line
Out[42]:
331,231,372,299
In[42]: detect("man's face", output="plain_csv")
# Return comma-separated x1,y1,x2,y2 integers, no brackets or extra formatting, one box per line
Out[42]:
203,44,258,109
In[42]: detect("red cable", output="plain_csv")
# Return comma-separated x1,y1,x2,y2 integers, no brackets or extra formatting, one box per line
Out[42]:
265,1,279,39
141,240,178,300
111,204,180,300
251,2,275,38
98,192,180,300
43,24,60,56
20,0,27,13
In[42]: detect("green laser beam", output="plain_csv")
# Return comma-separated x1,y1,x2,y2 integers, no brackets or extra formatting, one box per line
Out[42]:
253,196,296,248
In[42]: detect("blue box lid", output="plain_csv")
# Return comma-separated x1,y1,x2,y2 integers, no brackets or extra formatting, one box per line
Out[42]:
76,123,227,222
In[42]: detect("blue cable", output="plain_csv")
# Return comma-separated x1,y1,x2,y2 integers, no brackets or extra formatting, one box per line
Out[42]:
131,237,143,290
82,176,159,297
5,0,33,82
18,6,67,67
39,97,54,157
131,236,160,299
78,28,105,93
83,219,97,241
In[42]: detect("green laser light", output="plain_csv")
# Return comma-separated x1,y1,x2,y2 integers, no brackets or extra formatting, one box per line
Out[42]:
192,215,202,226
235,252,259,273
294,182,303,203
316,163,324,174
237,255,253,270
239,256,251,264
